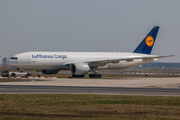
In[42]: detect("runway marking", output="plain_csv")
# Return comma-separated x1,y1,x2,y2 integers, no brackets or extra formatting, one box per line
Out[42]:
161,87,169,89
66,83,99,86
102,82,114,84
156,83,180,89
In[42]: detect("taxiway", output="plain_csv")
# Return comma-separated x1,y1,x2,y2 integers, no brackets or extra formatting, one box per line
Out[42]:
0,85,180,95
0,77,180,95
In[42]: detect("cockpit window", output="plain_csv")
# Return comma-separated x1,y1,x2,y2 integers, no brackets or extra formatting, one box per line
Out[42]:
10,57,18,60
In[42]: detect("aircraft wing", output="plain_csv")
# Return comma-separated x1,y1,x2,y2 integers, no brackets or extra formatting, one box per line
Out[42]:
63,55,177,66
88,55,177,65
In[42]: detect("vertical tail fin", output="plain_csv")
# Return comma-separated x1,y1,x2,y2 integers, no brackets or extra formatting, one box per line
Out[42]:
133,26,159,54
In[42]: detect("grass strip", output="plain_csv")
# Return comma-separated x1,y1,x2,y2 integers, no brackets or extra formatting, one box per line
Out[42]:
0,94,180,119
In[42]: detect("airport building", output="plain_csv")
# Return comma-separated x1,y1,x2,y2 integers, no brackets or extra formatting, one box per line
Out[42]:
0,57,10,66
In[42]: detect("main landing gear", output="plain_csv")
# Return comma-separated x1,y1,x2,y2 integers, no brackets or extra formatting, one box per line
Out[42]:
89,70,102,78
89,74,102,78
71,70,102,78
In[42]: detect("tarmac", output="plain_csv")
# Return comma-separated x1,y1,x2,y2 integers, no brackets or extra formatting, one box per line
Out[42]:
0,77,180,95
0,77,180,88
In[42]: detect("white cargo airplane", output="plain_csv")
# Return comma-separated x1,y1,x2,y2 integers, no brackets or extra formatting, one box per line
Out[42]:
8,26,176,78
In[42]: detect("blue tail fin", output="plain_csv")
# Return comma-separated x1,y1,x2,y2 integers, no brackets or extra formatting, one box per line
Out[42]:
133,26,159,54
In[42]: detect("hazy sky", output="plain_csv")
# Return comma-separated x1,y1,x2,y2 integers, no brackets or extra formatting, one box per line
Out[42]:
0,0,180,62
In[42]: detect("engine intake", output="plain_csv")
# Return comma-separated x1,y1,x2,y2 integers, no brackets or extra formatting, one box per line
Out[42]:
70,63,90,75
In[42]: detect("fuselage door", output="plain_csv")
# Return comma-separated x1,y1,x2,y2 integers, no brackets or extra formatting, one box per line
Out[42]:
26,56,31,63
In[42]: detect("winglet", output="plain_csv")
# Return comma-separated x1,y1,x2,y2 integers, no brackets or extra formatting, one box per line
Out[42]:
133,26,159,54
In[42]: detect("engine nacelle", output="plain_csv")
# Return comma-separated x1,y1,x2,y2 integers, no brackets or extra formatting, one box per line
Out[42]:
41,70,59,74
70,63,90,75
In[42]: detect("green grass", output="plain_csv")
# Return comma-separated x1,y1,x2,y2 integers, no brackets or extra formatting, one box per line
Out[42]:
0,94,180,119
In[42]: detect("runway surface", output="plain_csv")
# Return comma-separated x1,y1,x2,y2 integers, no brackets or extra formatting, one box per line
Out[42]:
0,77,180,95
0,85,180,96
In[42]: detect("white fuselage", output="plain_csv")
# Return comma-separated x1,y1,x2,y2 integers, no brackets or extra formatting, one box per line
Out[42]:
8,51,158,71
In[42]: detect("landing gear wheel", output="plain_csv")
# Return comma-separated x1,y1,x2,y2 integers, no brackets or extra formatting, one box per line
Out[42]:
89,74,94,78
89,74,102,78
11,73,16,77
98,74,102,78
89,69,102,78
26,73,31,77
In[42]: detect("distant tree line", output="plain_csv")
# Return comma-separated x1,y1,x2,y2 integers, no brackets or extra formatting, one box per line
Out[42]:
139,62,180,68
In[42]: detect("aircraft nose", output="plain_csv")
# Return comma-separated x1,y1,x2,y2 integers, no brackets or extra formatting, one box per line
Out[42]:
7,59,18,65
7,59,13,65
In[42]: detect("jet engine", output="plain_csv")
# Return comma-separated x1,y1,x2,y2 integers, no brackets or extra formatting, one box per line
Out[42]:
70,63,90,75
41,70,59,74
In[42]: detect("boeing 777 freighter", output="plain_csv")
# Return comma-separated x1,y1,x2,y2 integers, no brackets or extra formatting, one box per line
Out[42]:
8,26,176,78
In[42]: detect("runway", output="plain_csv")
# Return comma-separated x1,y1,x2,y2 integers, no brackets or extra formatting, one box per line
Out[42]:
0,77,180,95
0,85,180,96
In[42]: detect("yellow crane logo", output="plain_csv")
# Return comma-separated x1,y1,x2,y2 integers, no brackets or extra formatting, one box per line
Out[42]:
145,36,154,47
